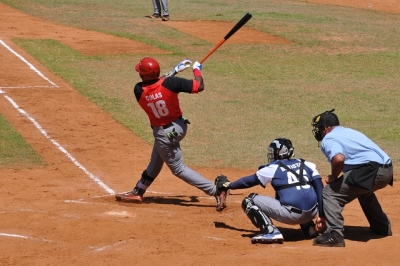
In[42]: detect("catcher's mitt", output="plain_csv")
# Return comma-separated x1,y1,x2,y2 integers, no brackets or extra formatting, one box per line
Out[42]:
215,174,230,195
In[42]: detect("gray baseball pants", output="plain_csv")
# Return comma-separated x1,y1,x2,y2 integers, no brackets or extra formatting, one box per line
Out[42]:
323,165,393,236
253,195,318,225
145,116,217,196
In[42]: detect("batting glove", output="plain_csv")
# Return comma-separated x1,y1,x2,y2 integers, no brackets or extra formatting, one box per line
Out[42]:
192,61,202,71
166,128,178,139
165,59,192,77
174,59,192,73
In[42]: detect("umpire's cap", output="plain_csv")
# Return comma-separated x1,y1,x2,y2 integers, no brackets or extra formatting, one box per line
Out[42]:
312,109,340,128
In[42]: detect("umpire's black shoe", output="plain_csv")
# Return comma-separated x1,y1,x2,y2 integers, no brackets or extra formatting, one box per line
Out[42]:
313,231,345,247
370,226,392,236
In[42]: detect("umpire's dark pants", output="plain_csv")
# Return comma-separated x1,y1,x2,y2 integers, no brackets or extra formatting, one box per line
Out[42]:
322,164,393,236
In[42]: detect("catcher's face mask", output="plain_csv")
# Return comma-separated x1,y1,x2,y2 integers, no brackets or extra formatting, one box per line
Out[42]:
267,138,294,163
267,146,275,164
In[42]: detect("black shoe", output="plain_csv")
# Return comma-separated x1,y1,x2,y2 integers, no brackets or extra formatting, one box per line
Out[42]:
300,221,318,239
147,13,160,19
370,226,392,236
313,231,345,247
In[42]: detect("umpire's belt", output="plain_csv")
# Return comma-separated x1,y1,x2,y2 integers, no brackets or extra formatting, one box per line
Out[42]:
290,204,317,214
379,162,392,168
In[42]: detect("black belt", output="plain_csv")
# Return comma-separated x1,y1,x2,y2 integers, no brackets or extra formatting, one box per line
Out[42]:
290,204,317,215
379,162,392,168
151,116,183,129
161,122,174,129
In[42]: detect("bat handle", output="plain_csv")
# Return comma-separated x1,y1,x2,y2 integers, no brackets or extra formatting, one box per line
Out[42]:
200,39,226,64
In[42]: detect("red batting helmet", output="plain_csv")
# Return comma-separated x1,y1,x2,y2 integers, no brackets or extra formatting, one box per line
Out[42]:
135,57,160,81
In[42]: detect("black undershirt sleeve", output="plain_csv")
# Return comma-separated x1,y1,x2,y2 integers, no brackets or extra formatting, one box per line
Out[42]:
133,83,143,102
162,76,193,93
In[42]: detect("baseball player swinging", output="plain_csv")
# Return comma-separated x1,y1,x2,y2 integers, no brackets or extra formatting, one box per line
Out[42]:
215,138,325,244
115,57,229,211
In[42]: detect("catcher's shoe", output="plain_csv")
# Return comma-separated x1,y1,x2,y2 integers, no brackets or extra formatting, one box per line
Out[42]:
313,231,345,247
215,190,229,212
251,231,284,244
115,191,143,203
300,220,319,238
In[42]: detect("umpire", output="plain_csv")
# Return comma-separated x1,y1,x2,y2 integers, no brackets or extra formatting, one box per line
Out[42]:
311,109,393,247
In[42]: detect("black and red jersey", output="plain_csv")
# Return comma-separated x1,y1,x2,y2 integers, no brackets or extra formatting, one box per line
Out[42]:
134,76,200,127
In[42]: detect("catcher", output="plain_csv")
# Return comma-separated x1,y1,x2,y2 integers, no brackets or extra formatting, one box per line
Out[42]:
215,138,325,244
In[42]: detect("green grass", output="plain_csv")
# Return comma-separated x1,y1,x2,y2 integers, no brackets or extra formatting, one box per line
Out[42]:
0,114,46,168
1,0,399,175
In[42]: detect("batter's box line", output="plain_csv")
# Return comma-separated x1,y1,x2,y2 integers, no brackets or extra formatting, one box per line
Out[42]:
0,38,59,88
0,85,59,89
0,88,115,195
89,238,135,252
0,232,55,243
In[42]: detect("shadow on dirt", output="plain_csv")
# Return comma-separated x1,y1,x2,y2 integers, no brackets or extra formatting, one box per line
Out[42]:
214,221,307,242
213,222,390,243
116,195,219,208
341,225,389,242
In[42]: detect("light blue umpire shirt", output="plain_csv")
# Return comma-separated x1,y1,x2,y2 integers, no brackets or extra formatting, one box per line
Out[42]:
320,126,391,172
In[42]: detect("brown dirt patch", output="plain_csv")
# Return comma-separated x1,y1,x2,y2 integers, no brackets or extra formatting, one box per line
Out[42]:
0,2,399,266
306,0,400,14
165,21,292,44
0,3,168,56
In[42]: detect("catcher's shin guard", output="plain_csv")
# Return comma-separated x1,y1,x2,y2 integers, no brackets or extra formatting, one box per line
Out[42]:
242,193,275,234
133,170,156,195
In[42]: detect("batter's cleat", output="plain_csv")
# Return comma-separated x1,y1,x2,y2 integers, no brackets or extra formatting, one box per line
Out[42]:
115,191,143,203
313,231,345,247
215,190,229,212
251,232,284,244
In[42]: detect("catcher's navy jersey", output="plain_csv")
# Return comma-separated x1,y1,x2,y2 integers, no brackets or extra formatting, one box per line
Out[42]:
257,158,321,210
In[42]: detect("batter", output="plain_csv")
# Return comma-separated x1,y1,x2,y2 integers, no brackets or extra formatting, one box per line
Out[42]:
115,57,229,211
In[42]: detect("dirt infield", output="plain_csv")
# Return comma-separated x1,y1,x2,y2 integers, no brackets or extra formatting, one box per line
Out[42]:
0,2,399,265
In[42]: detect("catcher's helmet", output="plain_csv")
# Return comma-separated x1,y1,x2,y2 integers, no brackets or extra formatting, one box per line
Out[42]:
135,57,160,81
311,109,340,141
267,138,294,163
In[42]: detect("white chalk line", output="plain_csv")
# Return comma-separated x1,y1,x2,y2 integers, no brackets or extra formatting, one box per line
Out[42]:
0,232,54,243
0,38,58,87
64,199,111,206
0,89,114,194
0,231,135,252
89,238,135,252
0,38,115,195
204,236,224,241
0,85,58,89
0,208,47,214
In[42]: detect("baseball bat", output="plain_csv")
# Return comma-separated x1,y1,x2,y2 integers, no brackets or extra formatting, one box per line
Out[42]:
199,12,252,64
